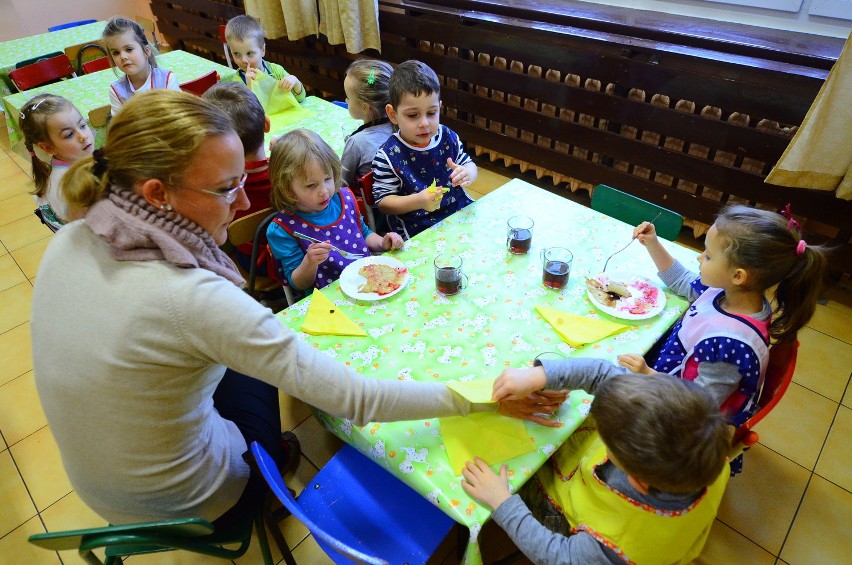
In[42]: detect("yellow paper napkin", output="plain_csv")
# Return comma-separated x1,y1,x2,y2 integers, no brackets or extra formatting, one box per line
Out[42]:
301,289,366,336
536,306,628,347
250,73,313,127
440,412,535,475
446,378,497,404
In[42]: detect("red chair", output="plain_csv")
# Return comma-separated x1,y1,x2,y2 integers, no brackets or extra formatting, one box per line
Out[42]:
219,24,234,69
180,71,220,96
9,54,76,92
353,171,377,231
730,340,799,457
82,56,111,74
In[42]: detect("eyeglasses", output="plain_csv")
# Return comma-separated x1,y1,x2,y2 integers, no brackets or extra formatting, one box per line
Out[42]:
168,173,248,204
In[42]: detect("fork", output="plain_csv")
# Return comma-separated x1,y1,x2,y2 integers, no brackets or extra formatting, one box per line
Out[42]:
291,232,366,260
602,212,663,273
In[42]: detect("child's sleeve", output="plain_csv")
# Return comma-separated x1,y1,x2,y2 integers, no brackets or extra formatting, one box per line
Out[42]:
491,495,622,564
165,71,181,92
370,147,402,203
658,260,703,302
538,358,629,393
340,136,360,191
266,220,307,290
268,62,306,102
108,86,122,117
448,128,472,166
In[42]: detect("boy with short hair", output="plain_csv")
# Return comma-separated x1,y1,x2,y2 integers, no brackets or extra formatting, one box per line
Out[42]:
202,82,272,270
223,15,306,101
371,59,477,238
464,359,731,565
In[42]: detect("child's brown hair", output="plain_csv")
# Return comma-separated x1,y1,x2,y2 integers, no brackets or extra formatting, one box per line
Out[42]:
103,17,157,71
202,82,266,155
388,60,440,109
592,374,731,494
345,59,393,122
19,94,73,197
713,204,828,345
269,129,341,212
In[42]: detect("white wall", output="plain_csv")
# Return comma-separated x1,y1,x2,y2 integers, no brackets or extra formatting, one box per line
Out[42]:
0,0,155,42
572,0,852,38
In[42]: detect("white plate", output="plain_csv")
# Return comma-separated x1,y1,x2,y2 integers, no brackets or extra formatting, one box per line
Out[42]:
339,256,409,301
586,271,666,320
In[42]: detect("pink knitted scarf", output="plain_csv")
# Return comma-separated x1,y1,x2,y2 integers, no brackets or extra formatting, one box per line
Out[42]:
86,188,245,287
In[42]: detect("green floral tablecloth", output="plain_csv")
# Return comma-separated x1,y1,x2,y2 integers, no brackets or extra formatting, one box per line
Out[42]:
0,21,107,96
264,96,362,156
2,50,233,150
276,178,699,563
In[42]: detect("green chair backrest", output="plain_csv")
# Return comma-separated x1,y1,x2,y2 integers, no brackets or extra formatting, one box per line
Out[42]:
591,184,683,241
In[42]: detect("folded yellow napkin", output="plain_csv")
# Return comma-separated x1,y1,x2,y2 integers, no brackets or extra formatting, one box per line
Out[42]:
445,378,497,404
440,412,535,475
250,73,313,128
301,289,366,336
536,306,628,347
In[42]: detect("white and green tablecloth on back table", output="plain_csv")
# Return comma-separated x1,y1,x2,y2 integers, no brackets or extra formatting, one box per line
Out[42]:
2,50,234,151
0,21,107,96
263,96,362,156
275,178,700,563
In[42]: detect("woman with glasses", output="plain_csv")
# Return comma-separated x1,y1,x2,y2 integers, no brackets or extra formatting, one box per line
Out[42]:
31,90,486,530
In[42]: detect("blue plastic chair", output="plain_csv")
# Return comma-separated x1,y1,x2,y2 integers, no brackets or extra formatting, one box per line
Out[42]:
251,441,456,565
331,100,348,109
48,19,97,32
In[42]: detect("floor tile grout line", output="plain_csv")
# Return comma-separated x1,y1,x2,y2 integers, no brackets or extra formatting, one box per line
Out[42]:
774,398,844,560
713,516,779,558
0,428,43,543
786,378,847,407
0,319,28,338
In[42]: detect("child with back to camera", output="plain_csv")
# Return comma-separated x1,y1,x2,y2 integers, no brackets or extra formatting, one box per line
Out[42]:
19,94,95,231
371,60,477,239
103,17,180,116
223,14,305,100
616,205,827,428
266,129,404,292
340,58,394,190
463,358,731,565
202,81,273,272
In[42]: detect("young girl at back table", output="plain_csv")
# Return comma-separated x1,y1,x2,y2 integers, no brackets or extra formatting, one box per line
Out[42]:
340,59,394,190
103,17,180,116
619,204,827,428
266,129,404,292
19,94,94,231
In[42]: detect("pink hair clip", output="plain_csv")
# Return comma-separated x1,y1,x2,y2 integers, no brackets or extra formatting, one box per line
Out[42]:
796,240,807,256
780,203,800,231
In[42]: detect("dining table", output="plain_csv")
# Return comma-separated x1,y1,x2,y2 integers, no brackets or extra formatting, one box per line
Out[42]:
274,177,701,563
2,49,233,152
263,95,361,156
0,20,107,97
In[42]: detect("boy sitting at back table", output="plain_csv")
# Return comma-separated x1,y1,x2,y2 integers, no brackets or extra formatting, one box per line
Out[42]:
223,15,306,101
202,81,272,272
371,60,477,239
463,359,731,565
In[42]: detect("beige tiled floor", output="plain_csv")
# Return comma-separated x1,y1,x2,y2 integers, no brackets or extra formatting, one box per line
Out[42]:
0,128,850,565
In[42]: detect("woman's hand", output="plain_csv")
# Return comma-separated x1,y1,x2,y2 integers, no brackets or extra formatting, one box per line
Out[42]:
492,366,547,402
382,232,404,250
460,458,512,511
617,354,654,375
498,391,568,427
304,241,331,267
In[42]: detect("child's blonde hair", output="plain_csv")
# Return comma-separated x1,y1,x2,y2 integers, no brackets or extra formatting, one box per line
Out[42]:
63,90,233,210
18,94,74,197
592,374,730,494
102,17,157,71
269,129,341,212
224,15,265,45
345,59,393,121
713,205,828,344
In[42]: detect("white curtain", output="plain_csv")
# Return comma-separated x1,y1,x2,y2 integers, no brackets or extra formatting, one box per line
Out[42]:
245,0,381,54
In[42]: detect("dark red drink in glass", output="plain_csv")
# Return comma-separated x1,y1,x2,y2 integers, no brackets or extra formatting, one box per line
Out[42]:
435,267,462,295
543,260,570,289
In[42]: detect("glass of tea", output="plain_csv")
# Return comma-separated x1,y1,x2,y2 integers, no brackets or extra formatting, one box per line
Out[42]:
540,247,573,290
434,254,468,296
507,215,534,254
